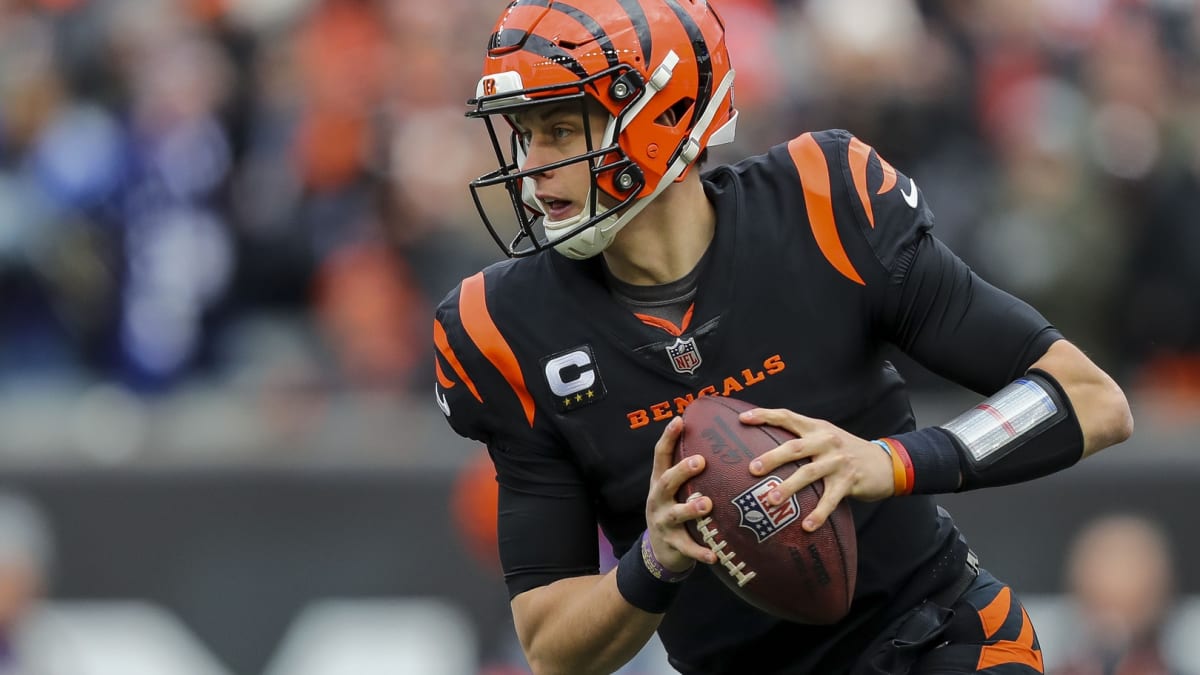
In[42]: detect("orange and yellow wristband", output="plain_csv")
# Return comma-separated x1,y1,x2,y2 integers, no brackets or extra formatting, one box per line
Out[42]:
872,437,915,496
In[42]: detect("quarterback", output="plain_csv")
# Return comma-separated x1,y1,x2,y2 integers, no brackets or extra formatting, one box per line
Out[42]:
433,1,1133,673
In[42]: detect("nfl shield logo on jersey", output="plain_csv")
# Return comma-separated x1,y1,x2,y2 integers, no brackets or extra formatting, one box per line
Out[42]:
666,336,702,374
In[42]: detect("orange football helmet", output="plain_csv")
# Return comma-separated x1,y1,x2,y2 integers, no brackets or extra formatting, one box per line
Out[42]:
467,0,738,259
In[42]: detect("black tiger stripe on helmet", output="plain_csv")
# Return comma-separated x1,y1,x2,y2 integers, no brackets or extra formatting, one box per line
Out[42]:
469,0,737,258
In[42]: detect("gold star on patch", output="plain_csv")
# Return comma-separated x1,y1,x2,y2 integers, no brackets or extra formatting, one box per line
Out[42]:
575,393,584,402
563,397,572,407
586,389,594,399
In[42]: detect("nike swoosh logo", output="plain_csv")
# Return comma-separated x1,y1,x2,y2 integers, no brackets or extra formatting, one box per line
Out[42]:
900,178,919,208
435,385,450,416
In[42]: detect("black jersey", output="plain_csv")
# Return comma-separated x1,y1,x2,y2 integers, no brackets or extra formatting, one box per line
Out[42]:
434,129,1060,674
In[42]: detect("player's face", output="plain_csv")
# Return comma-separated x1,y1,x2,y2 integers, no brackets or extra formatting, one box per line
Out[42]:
511,105,613,221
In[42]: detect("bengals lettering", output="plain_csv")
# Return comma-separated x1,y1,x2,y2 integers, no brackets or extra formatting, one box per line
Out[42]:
626,355,786,429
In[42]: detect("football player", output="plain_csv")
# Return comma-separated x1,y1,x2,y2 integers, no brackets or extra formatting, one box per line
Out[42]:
433,1,1134,673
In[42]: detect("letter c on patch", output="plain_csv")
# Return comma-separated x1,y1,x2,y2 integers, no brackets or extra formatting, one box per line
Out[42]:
545,350,596,397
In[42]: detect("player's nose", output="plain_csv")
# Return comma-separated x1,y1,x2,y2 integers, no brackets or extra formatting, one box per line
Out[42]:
521,142,555,177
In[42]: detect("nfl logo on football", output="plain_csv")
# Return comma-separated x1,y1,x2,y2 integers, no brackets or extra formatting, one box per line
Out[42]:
734,476,800,543
666,337,702,374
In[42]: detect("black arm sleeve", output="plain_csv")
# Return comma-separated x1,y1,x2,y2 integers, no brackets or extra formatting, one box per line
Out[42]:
881,234,1063,395
435,290,601,598
490,439,601,599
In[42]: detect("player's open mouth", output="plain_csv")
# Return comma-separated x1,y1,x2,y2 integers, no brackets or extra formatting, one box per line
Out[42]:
544,199,576,220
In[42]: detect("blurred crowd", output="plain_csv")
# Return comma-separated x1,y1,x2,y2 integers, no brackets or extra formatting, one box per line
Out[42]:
1,0,1199,460
0,0,501,399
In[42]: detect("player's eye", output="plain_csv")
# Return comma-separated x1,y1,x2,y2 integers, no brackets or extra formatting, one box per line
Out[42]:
553,126,573,140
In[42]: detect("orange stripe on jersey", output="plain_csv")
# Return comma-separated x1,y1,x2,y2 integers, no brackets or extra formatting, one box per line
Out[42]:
977,586,1012,639
634,303,695,337
787,133,866,286
433,319,482,403
435,358,455,389
976,640,1044,672
1016,607,1037,650
977,606,1044,671
974,588,1044,671
680,303,694,332
876,153,898,195
459,273,536,427
847,137,875,228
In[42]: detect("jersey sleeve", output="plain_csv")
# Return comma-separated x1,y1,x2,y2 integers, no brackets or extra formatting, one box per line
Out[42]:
433,292,498,446
781,128,935,287
879,235,1063,395
782,130,1061,394
433,274,600,596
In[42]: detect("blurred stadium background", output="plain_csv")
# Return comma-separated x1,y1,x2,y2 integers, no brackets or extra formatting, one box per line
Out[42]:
0,0,1198,673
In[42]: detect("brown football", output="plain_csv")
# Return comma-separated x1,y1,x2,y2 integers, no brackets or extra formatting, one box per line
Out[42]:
675,395,857,624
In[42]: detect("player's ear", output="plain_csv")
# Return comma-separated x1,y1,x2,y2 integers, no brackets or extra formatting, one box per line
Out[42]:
651,105,712,168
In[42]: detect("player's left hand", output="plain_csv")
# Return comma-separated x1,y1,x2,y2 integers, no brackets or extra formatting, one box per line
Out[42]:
738,408,894,532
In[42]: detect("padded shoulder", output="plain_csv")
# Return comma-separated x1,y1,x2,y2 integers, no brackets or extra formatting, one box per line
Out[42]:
433,260,540,444
780,129,935,285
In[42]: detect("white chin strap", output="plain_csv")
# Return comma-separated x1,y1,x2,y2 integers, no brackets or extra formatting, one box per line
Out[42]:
534,60,738,260
542,200,622,260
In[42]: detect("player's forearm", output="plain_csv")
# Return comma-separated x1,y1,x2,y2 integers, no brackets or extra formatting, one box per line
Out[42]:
1027,340,1133,458
877,339,1133,494
511,572,664,675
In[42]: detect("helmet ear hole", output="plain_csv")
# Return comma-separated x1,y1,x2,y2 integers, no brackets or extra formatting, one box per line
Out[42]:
656,97,696,129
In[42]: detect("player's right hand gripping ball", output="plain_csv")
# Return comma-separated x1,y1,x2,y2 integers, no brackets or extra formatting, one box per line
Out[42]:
675,396,858,624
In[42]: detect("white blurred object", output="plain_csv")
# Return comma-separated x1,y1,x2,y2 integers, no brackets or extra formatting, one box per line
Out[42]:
1023,594,1200,673
1165,597,1200,674
69,383,148,464
15,600,233,675
264,598,478,675
1034,0,1112,45
0,492,52,570
226,0,316,33
1088,103,1161,181
805,0,923,57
